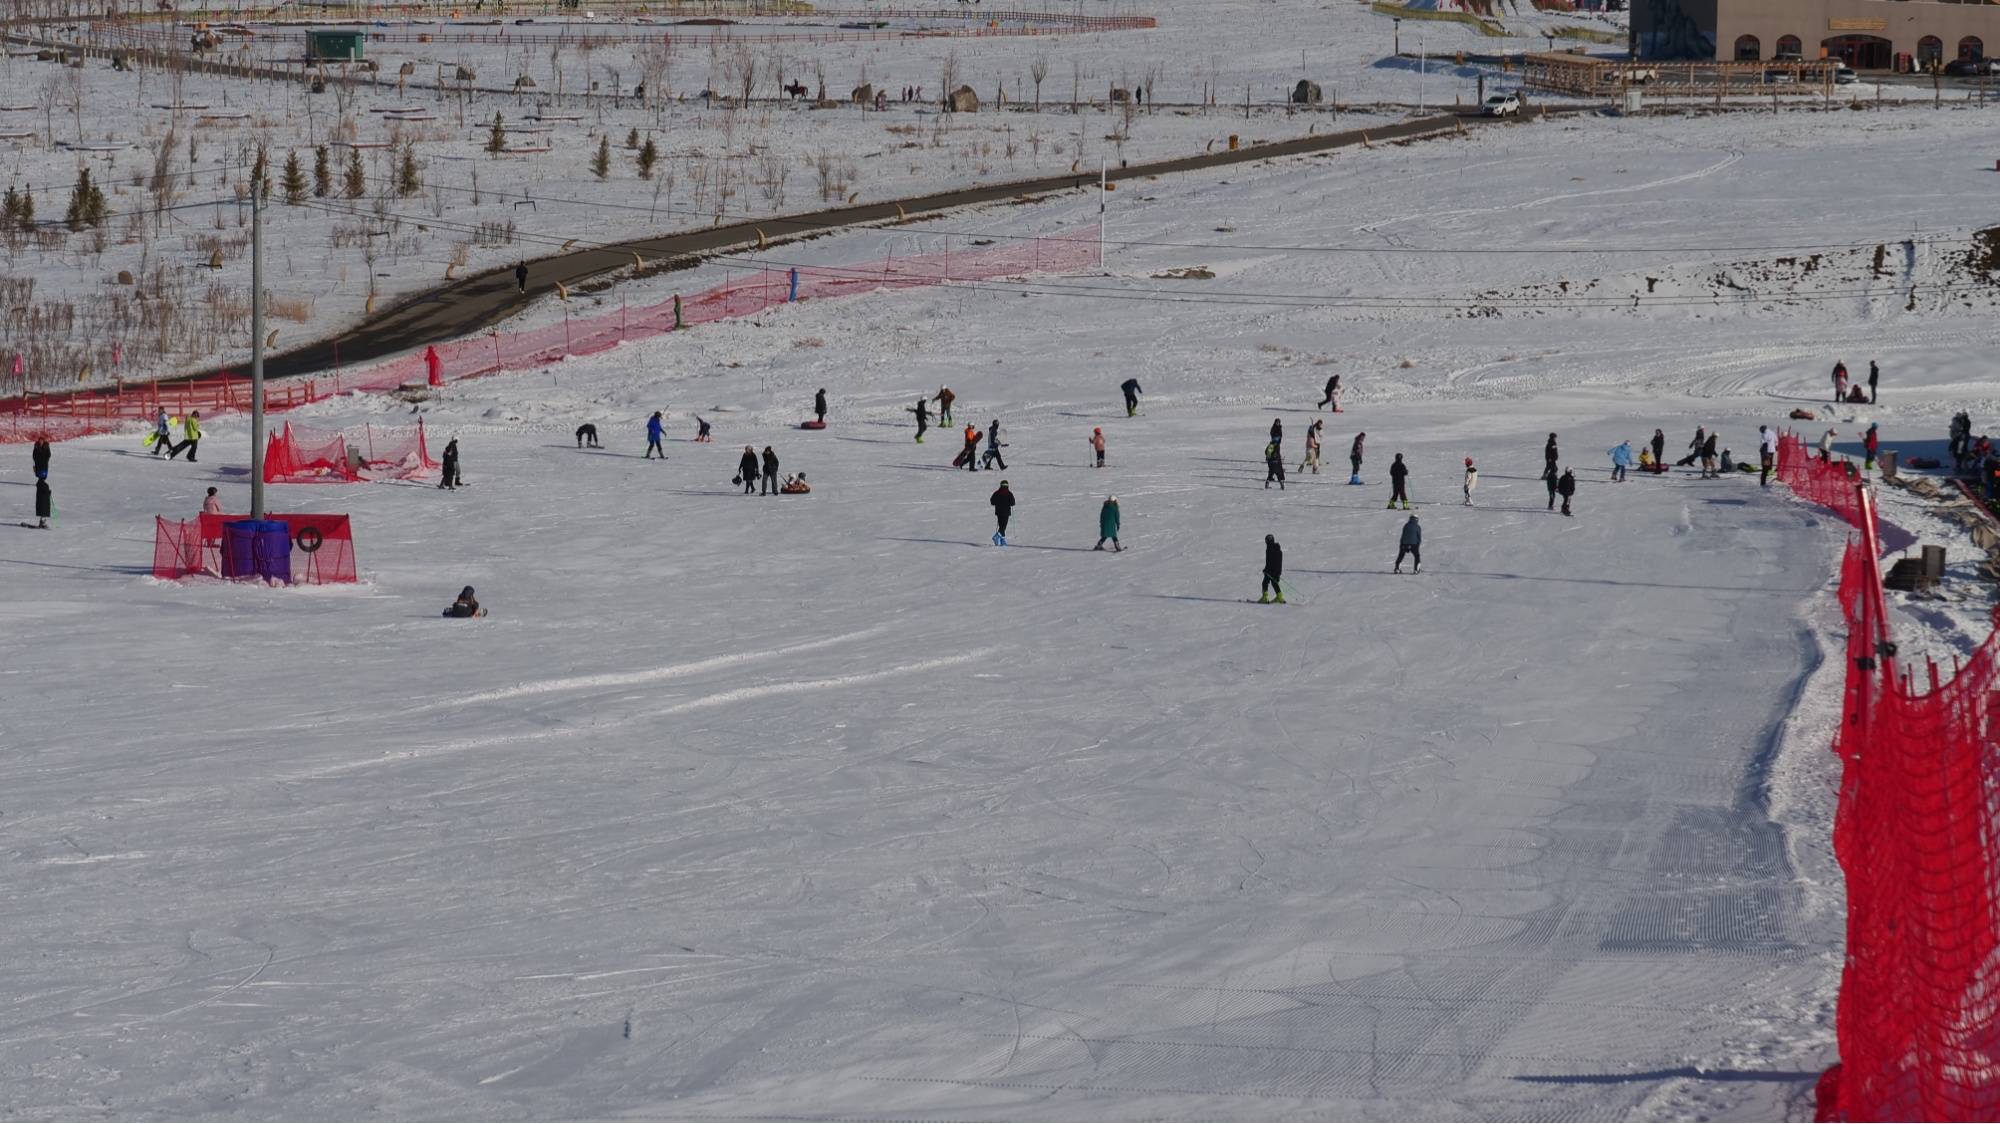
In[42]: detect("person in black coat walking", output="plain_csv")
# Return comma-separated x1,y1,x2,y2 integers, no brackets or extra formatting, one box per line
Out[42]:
1264,441,1286,489
907,397,930,443
737,446,760,494
814,388,828,424
1120,377,1143,416
1259,534,1284,603
1650,428,1666,467
514,262,528,293
760,446,780,495
1542,433,1559,481
1868,361,1879,403
1557,468,1577,516
1387,453,1410,510
989,480,1015,543
31,438,51,481
438,438,461,489
1269,417,1283,450
1546,466,1560,510
1317,374,1342,411
33,477,50,528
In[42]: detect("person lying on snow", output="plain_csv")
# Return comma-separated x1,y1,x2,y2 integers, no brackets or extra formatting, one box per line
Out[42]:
443,586,486,618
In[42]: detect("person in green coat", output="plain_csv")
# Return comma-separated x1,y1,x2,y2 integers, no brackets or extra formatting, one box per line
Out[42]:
1094,495,1122,551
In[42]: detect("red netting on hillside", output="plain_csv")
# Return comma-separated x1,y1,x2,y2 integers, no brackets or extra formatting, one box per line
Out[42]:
1777,430,1867,529
263,420,437,483
1783,465,2000,1120
152,512,358,583
4,228,1098,443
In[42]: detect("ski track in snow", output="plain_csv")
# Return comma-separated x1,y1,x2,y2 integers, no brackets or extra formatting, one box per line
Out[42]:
8,107,1988,1121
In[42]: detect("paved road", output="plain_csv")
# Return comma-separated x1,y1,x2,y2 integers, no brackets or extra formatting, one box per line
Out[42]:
261,110,1485,379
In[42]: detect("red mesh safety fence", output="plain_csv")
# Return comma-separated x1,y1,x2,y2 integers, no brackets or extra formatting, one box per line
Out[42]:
152,513,358,583
1777,457,2000,1120
4,227,1098,443
265,420,437,484
1777,430,1867,529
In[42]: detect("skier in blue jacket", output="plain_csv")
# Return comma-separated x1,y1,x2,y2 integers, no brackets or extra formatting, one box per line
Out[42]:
645,410,667,459
1608,441,1634,482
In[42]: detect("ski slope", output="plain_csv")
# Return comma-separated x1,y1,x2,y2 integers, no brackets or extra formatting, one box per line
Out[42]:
15,107,1996,1119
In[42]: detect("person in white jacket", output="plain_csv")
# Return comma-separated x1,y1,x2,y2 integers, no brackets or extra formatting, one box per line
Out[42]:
1759,425,1780,487
1462,458,1478,505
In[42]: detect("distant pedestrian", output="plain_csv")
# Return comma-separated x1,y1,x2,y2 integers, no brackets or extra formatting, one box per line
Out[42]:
1264,440,1286,490
438,437,461,488
151,407,172,456
736,445,759,494
1542,432,1559,481
1269,417,1283,450
1120,377,1143,417
1819,427,1837,463
1868,360,1879,403
1557,468,1576,516
1317,373,1343,412
1700,432,1719,478
168,411,202,462
695,416,712,442
1650,428,1666,466
908,397,930,443
1462,457,1477,504
575,423,600,448
1259,534,1284,603
1679,426,1706,468
1299,420,1322,474
1095,495,1121,551
990,479,1015,544
1759,425,1777,486
1387,453,1409,510
761,445,780,494
1091,427,1106,468
1864,422,1880,470
814,387,828,425
1832,360,1849,403
645,410,667,458
424,345,443,386
1350,431,1365,482
935,385,956,426
959,423,982,472
33,477,50,529
31,437,51,481
515,261,528,293
982,419,1007,470
1546,467,1559,510
1394,514,1421,573
202,486,222,515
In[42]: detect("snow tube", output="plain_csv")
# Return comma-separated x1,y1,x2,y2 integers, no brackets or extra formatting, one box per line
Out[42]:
295,525,324,554
799,420,827,430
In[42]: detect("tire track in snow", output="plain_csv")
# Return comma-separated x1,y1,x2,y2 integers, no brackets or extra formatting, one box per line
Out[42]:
1355,151,1742,235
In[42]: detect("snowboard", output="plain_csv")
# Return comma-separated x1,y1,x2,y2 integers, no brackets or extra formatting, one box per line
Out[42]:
953,448,975,468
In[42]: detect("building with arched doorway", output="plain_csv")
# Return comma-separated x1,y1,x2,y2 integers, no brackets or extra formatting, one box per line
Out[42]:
1634,0,2000,68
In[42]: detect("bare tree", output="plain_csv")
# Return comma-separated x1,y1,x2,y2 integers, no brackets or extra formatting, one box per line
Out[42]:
940,48,959,104
38,74,62,145
148,126,180,222
1030,53,1048,111
733,43,758,105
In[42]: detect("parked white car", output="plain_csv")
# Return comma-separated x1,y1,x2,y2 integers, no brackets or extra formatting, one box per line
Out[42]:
1481,92,1521,117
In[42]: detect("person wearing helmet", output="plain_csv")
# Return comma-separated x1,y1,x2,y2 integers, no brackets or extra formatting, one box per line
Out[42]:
1259,534,1284,603
444,586,484,618
1095,495,1121,551
959,423,982,471
982,418,1007,470
1462,457,1477,505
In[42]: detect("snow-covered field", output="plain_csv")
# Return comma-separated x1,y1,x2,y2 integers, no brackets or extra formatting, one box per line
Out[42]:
8,72,2000,1122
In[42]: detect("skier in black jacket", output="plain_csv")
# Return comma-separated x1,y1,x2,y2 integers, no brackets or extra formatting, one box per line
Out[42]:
1387,453,1410,510
1557,468,1577,516
31,438,51,480
438,438,460,489
1120,378,1143,417
737,446,760,494
1259,534,1284,603
760,446,780,495
907,398,930,443
1542,433,1559,481
989,480,1015,544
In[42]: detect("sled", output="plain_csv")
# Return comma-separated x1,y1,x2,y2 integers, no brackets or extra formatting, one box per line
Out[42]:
799,419,827,430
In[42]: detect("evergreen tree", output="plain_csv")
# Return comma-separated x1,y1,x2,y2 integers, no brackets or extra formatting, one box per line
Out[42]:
395,143,421,197
312,145,331,198
636,136,658,180
64,167,103,232
343,147,366,199
18,185,32,227
591,135,610,180
486,112,507,156
1,185,18,232
625,126,639,149
281,150,307,205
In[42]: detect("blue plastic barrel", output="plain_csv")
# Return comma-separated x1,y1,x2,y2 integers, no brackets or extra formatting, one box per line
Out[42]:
253,522,293,584
220,520,263,579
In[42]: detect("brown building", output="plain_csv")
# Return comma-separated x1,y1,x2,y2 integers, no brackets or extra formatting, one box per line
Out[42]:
1633,0,2000,68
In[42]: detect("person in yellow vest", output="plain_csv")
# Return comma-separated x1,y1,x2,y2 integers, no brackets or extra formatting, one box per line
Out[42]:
168,410,202,462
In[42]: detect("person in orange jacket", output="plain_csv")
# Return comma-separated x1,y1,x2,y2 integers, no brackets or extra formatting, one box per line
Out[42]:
959,423,982,471
1090,427,1107,468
